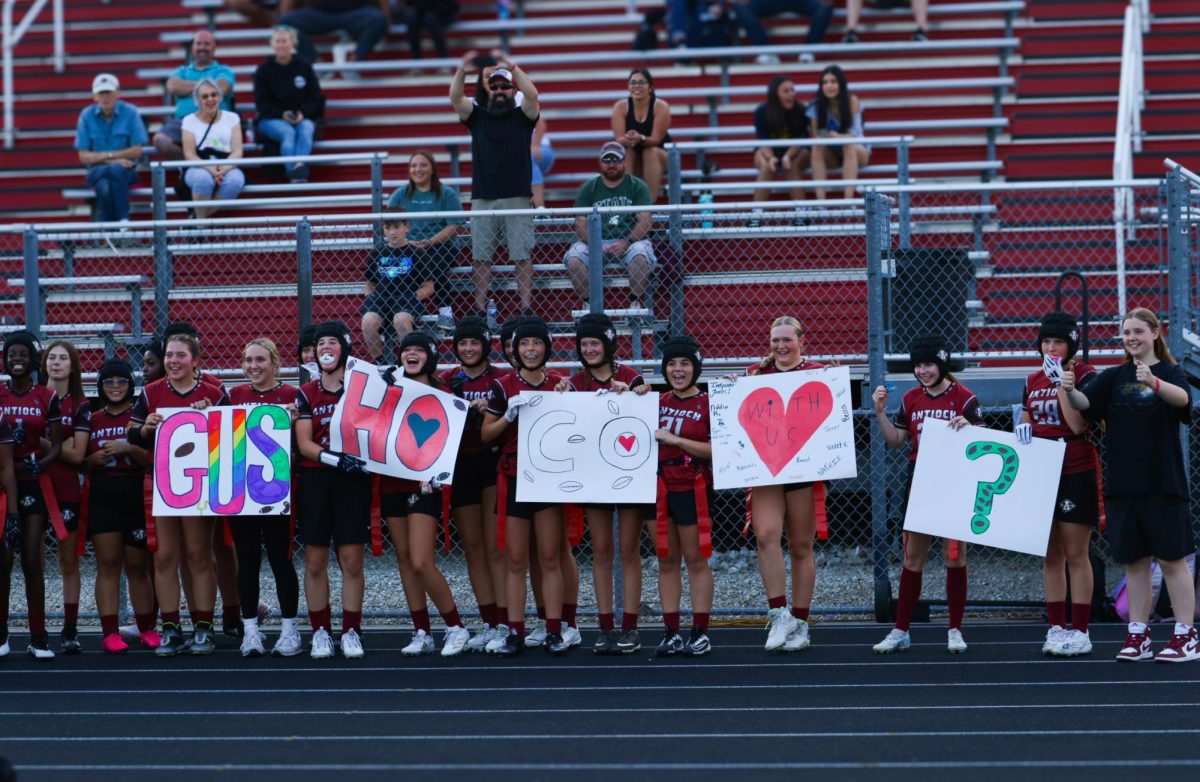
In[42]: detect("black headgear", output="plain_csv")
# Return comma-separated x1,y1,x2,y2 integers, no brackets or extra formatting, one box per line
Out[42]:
499,316,532,363
298,324,317,363
2,330,41,376
909,334,951,385
399,331,440,378
97,359,135,404
511,317,551,371
660,335,703,389
313,321,352,372
1037,312,1080,361
164,322,200,343
575,313,616,368
452,316,492,367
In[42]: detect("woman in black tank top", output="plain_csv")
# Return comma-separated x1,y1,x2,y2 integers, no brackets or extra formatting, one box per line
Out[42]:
610,67,672,201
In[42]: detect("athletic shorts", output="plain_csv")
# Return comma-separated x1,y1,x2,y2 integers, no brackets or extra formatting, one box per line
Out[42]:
362,289,423,322
381,488,442,520
450,449,499,509
563,239,656,271
470,197,535,262
1104,495,1195,564
665,490,711,527
157,117,183,145
16,479,46,517
60,502,81,534
1053,470,1100,526
297,468,373,548
87,474,148,549
499,474,557,522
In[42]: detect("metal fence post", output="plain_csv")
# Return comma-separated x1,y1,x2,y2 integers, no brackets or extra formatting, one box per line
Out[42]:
896,140,911,249
1165,170,1189,360
587,208,604,314
151,165,171,333
297,219,313,331
370,155,384,248
667,147,681,207
865,191,892,622
22,226,41,334
666,155,686,338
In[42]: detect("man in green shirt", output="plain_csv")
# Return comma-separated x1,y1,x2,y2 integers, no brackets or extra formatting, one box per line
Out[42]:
564,141,656,310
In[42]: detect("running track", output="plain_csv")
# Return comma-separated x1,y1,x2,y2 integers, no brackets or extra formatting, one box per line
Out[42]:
2,622,1199,781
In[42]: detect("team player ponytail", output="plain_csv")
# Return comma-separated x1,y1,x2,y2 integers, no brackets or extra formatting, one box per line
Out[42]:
1122,307,1175,365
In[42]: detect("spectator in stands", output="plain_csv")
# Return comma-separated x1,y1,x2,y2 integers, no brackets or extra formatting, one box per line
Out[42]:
228,0,280,26
563,142,655,310
278,0,390,67
362,206,436,364
751,75,810,219
530,116,554,209
152,30,236,161
843,0,929,43
388,150,463,330
807,65,869,200
399,0,458,61
182,78,246,219
735,0,833,63
611,68,671,203
450,50,540,319
74,73,148,226
254,25,324,183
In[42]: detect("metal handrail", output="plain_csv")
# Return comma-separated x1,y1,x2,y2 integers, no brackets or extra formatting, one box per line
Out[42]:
2,0,64,149
1111,0,1148,317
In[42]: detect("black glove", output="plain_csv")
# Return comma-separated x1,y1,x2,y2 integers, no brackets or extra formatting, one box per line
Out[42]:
10,420,26,446
3,513,20,553
320,449,367,475
378,364,400,386
19,454,40,479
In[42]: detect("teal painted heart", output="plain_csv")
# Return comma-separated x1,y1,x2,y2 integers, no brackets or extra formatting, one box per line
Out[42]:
407,413,441,449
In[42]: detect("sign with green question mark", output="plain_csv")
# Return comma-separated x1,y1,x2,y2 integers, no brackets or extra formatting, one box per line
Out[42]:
964,441,1019,535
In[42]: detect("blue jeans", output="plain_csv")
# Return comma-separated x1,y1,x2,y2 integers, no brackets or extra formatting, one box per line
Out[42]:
257,118,315,163
279,6,389,64
86,163,138,222
737,0,833,46
530,138,554,186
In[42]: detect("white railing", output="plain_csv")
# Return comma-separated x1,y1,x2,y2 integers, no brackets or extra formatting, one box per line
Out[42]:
1112,0,1148,316
3,0,64,149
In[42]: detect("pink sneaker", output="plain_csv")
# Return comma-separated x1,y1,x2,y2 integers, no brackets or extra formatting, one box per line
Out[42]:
102,634,129,655
1115,629,1153,661
1155,627,1200,663
139,629,162,649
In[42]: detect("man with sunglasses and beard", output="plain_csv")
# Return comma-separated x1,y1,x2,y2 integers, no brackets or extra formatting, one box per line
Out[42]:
450,49,541,322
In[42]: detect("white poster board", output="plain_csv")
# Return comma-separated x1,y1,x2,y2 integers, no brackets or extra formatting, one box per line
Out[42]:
515,391,659,503
903,419,1066,557
152,405,292,516
709,367,857,490
328,357,469,483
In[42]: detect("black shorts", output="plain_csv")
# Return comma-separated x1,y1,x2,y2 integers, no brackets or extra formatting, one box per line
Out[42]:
87,474,148,549
665,490,712,527
450,449,499,509
297,468,373,548
381,488,442,519
362,289,422,322
1104,495,1196,564
60,501,81,534
1053,470,1100,526
16,479,46,517
500,475,558,522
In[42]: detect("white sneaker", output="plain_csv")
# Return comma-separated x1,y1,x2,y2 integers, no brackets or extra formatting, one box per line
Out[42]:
524,619,547,648
947,628,968,653
240,627,266,658
118,623,140,640
0,639,8,657
873,628,911,654
310,627,334,659
402,629,435,656
797,51,815,63
783,619,811,651
441,625,470,657
1042,625,1068,655
340,628,364,659
272,625,304,657
755,53,780,65
1054,629,1093,657
27,643,55,660
485,624,509,654
562,625,582,648
764,607,799,652
465,625,492,652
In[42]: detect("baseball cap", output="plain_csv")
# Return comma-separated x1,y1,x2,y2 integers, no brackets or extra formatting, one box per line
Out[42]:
487,67,513,84
599,141,626,161
92,73,119,93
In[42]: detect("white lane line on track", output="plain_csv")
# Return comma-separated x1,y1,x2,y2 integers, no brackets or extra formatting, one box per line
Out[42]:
14,760,1200,771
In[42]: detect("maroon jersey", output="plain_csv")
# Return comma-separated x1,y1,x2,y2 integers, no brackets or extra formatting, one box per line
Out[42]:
229,382,300,408
746,359,825,376
46,394,87,503
568,363,644,392
895,382,984,461
130,377,230,430
0,413,13,445
0,381,61,463
81,405,143,476
1024,363,1097,474
486,370,564,477
658,390,711,491
441,364,509,455
296,379,343,470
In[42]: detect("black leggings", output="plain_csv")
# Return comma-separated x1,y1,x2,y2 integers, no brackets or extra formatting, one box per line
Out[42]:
229,517,299,620
0,514,47,641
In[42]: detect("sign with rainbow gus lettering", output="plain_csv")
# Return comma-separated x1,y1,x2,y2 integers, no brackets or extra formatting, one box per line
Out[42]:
152,405,292,516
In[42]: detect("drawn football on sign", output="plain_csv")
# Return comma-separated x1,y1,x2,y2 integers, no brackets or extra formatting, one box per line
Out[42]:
599,417,652,471
396,394,449,471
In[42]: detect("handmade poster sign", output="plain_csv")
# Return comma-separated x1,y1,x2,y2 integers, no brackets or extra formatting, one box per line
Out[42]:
329,357,468,483
515,391,659,503
709,367,857,490
904,419,1065,557
152,405,292,516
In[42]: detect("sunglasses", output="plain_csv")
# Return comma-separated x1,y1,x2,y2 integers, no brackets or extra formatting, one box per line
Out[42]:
102,377,130,387
489,82,514,91
600,155,623,164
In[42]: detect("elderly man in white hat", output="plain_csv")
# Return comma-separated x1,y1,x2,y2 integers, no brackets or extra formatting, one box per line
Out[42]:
74,73,148,223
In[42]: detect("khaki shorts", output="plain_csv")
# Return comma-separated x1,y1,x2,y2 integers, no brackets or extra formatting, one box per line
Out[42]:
471,196,535,262
564,238,656,270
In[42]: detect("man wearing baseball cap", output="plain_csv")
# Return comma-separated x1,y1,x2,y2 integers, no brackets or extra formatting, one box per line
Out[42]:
562,141,656,310
74,73,148,224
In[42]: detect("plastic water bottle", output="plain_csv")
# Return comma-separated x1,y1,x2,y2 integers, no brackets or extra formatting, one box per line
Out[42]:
498,0,511,21
699,191,714,230
486,298,499,330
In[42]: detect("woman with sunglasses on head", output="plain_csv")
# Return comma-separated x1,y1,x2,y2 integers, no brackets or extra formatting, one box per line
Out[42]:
611,67,671,202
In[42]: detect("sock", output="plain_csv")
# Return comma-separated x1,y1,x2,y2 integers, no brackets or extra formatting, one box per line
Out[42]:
309,605,331,632
1128,621,1147,635
342,609,361,635
27,609,46,637
100,614,119,636
693,612,710,634
1175,622,1193,636
242,616,258,635
599,612,615,631
281,617,297,634
192,609,214,627
223,605,241,629
135,612,156,633
479,603,498,628
792,606,810,621
510,621,525,637
563,603,578,628
767,595,787,610
411,609,431,633
536,605,546,621
946,567,967,631
621,611,638,632
162,610,182,627
894,567,923,632
546,618,562,634
63,602,79,637
1070,603,1091,633
663,612,681,634
1046,601,1067,628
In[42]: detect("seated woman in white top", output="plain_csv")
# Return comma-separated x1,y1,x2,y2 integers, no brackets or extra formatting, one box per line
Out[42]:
182,77,245,219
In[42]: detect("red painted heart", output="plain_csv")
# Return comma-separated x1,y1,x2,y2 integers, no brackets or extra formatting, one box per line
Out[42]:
737,382,833,476
617,434,637,453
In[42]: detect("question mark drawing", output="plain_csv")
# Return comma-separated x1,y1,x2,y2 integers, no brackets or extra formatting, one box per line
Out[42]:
964,441,1019,535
